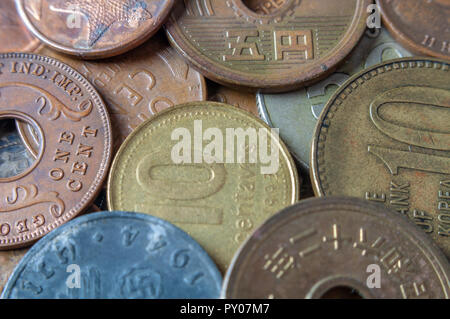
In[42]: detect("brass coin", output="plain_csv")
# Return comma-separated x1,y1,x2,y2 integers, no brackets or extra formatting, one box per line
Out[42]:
377,0,450,61
223,197,450,299
165,0,371,92
0,0,41,53
107,102,299,272
208,80,258,117
311,58,450,257
0,53,112,249
15,0,175,59
17,34,207,156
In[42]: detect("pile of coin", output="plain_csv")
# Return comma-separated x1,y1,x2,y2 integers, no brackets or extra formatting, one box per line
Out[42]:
0,0,448,299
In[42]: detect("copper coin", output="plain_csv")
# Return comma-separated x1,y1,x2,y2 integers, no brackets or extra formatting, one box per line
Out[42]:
208,80,258,116
15,0,175,59
223,197,450,299
377,0,450,61
0,0,41,52
165,0,370,92
310,58,450,257
0,53,112,249
17,34,206,155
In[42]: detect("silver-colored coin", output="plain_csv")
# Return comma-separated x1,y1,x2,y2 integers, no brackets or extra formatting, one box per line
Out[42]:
257,27,412,170
0,120,34,179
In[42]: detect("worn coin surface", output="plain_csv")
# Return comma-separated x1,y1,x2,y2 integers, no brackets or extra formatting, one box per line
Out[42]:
17,35,206,155
108,102,299,272
0,120,35,179
2,211,222,298
15,0,175,59
223,197,450,299
208,80,258,117
311,58,450,257
165,0,370,92
0,0,41,53
258,27,412,170
0,53,112,249
377,0,450,61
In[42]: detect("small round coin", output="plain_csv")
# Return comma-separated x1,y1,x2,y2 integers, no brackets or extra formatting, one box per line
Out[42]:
15,0,175,59
311,57,450,257
17,34,206,155
377,0,450,61
0,53,112,249
258,27,412,170
165,0,370,92
107,102,299,272
1,211,222,298
0,0,41,53
223,197,450,299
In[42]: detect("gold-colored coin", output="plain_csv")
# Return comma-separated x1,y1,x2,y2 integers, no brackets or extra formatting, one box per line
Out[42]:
107,102,299,272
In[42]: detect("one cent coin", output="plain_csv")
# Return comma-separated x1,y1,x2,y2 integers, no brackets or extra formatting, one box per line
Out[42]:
107,102,299,272
258,27,412,171
311,58,450,257
377,0,450,61
15,0,175,59
2,211,222,298
17,35,206,155
0,0,41,53
165,0,370,92
208,80,258,117
0,53,112,249
223,197,450,299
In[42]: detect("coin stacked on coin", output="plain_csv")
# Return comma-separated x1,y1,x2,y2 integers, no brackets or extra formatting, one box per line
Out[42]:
0,0,448,299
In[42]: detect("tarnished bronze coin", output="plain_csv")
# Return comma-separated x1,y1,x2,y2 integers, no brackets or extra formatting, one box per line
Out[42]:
17,34,206,155
15,0,175,59
377,0,450,60
108,102,299,272
0,0,41,53
311,58,450,257
166,0,370,92
0,53,112,249
223,197,450,299
208,80,258,116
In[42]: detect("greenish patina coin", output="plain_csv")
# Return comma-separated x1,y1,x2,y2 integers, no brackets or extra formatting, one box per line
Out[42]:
257,28,412,170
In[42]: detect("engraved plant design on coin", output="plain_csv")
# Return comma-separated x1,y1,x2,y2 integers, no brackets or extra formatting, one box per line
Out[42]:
17,37,206,155
166,0,370,92
311,58,450,257
1,212,222,298
0,53,112,249
223,198,450,299
107,102,299,272
16,0,175,58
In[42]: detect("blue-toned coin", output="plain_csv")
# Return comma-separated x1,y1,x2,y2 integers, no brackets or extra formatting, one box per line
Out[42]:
2,211,222,299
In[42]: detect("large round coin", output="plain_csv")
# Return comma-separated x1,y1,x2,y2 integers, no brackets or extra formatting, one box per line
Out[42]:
165,0,370,92
0,0,41,53
0,53,112,249
17,34,206,155
223,197,450,299
311,58,450,257
377,0,450,61
15,0,175,59
258,27,412,170
108,102,299,272
2,211,222,298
